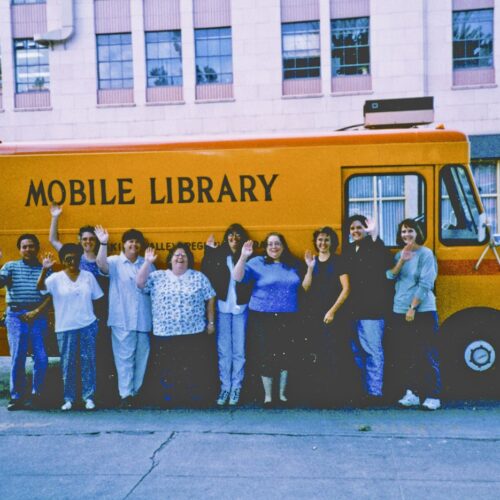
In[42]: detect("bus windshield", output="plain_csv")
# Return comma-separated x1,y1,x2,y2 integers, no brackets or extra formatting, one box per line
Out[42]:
440,164,483,245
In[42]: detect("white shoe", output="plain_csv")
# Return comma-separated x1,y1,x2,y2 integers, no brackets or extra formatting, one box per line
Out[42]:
228,388,241,406
61,401,73,411
422,398,441,411
398,390,420,407
216,390,230,406
85,399,96,410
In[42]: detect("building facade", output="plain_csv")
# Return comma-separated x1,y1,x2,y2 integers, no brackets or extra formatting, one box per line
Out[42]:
0,0,499,231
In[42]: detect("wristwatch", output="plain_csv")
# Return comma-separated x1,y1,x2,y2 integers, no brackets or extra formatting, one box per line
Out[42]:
409,305,417,311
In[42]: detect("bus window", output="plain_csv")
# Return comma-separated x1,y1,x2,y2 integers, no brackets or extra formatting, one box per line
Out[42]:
440,165,483,245
346,174,426,246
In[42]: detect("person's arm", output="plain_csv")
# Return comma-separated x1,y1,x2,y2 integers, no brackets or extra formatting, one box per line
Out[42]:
21,296,52,322
94,225,109,274
302,250,316,291
405,250,437,322
137,247,157,289
201,234,217,276
206,296,216,335
49,205,64,251
323,274,350,324
387,244,414,279
36,252,55,291
233,240,253,282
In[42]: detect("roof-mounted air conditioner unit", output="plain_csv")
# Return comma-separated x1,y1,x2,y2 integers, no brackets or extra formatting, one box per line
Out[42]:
364,97,434,129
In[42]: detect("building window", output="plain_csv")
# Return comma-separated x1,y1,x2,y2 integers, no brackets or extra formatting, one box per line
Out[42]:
347,174,425,246
331,17,369,76
453,9,493,69
472,161,499,235
282,21,320,80
195,27,232,84
96,33,133,90
146,30,182,87
12,0,46,4
14,39,49,93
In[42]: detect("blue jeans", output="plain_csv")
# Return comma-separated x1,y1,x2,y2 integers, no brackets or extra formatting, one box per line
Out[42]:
6,308,48,400
216,311,248,391
57,321,98,402
351,319,385,396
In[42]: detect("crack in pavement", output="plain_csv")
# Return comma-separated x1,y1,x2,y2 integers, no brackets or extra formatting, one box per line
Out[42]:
123,431,176,500
0,429,499,443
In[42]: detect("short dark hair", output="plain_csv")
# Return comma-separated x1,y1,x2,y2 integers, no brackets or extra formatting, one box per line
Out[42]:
78,225,100,251
312,226,339,253
17,234,40,251
345,214,368,231
122,228,145,248
167,242,195,270
58,243,83,263
396,219,425,247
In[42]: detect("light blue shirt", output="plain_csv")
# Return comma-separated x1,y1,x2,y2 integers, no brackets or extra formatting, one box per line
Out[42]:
386,246,437,314
106,253,153,332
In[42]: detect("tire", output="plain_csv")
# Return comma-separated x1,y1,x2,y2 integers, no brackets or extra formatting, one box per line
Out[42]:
440,308,499,399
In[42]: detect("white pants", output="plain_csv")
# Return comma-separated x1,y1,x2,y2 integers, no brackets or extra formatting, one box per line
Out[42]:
111,327,150,399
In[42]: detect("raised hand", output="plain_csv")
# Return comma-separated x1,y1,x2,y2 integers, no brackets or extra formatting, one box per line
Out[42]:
304,250,316,269
42,252,56,269
94,225,109,245
241,240,254,258
206,234,217,248
400,243,415,262
144,247,157,264
364,217,377,234
50,204,63,217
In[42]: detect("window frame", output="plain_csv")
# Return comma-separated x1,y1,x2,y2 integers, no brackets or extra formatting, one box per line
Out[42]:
331,16,370,77
14,38,50,94
345,172,427,247
194,27,233,85
452,8,494,70
439,164,485,246
281,21,321,81
12,0,46,4
96,33,133,91
145,30,183,88
471,159,499,235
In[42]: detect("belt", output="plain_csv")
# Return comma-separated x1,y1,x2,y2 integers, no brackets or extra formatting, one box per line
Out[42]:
8,304,39,312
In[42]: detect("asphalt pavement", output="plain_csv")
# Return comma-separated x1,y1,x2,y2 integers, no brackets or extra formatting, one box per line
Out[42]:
1,359,499,499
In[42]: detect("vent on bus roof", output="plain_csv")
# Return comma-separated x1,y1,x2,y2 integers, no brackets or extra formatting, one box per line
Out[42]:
363,97,434,129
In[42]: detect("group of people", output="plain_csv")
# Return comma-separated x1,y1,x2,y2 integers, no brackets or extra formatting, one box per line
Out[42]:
0,206,441,411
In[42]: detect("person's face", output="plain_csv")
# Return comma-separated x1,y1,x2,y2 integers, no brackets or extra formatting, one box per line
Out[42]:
266,235,284,261
349,220,367,242
123,238,142,259
62,253,80,272
227,232,243,254
171,248,189,273
315,233,331,253
80,231,97,254
400,225,418,245
19,239,38,261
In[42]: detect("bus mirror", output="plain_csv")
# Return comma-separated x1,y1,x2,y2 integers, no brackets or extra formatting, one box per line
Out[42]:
478,212,487,242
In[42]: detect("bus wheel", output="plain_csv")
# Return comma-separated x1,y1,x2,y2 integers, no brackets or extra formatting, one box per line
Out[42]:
440,308,499,399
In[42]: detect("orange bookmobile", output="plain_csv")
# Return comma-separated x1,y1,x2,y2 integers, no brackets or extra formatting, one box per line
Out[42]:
0,129,498,399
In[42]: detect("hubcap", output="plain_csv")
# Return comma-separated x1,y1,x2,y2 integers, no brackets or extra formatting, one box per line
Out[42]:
464,340,496,372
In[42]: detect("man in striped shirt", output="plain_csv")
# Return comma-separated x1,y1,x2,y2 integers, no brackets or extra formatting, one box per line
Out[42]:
0,234,51,410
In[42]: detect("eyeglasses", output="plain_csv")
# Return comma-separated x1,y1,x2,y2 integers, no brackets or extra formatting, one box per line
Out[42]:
63,255,79,263
173,253,187,258
267,242,282,247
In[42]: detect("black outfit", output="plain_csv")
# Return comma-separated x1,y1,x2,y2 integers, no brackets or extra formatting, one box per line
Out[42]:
201,245,253,304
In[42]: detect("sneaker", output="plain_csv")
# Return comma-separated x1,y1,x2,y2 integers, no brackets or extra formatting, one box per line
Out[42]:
7,399,24,411
228,388,241,406
61,401,73,411
216,390,230,406
85,399,96,411
398,390,420,407
422,398,441,411
119,396,135,409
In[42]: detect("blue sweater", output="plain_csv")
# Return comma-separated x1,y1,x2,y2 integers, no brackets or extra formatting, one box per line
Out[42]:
242,256,301,313
386,246,437,314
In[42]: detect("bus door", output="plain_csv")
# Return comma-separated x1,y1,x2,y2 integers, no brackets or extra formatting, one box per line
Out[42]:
341,165,434,399
341,165,433,249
